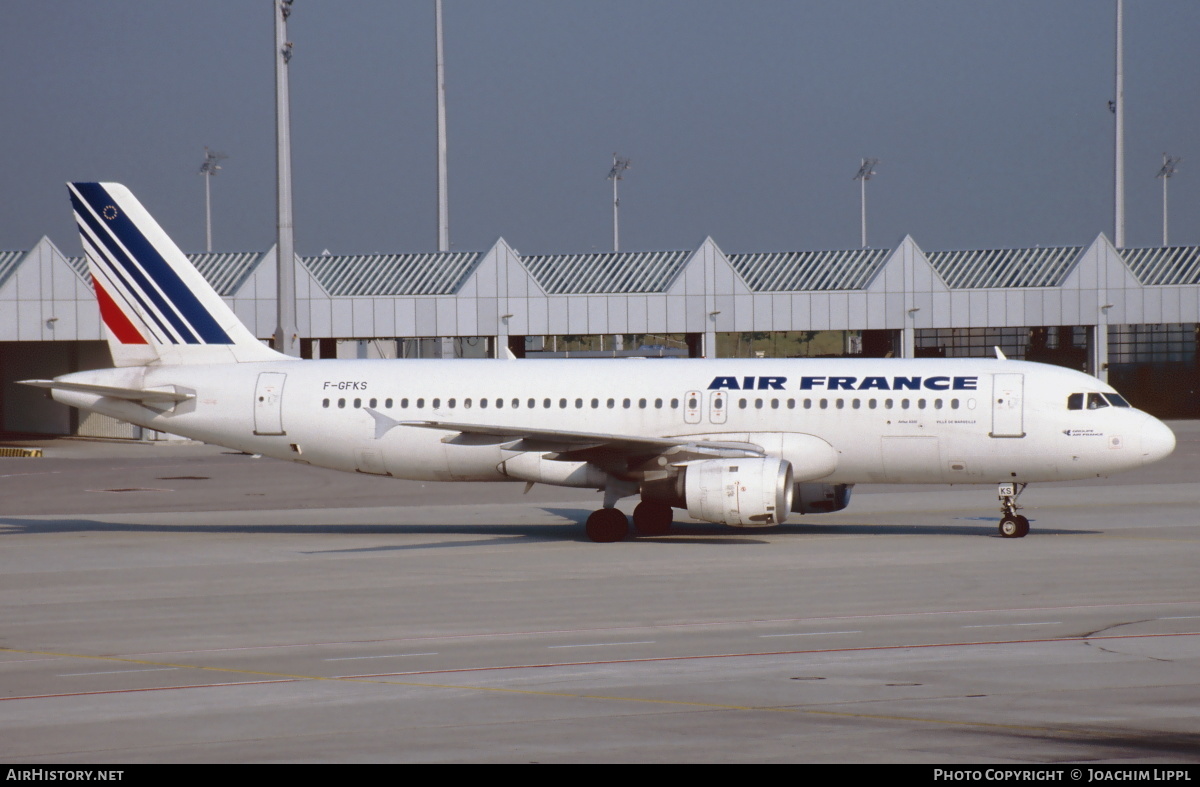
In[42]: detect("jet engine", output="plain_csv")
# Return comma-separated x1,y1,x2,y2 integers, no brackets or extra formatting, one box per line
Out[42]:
791,482,853,514
680,457,794,527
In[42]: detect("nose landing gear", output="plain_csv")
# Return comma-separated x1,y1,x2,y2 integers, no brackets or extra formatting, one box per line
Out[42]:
997,482,1029,538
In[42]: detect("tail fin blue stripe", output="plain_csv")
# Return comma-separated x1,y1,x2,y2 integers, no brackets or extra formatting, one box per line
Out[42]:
70,187,201,344
71,183,233,345
77,231,169,344
72,205,181,344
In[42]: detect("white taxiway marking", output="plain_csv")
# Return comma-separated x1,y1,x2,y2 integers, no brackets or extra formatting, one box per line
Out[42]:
60,668,180,677
962,622,1061,629
1159,616,1200,620
323,653,438,661
759,630,862,638
547,641,656,649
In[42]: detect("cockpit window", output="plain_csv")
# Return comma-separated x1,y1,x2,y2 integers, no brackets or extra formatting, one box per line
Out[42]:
1087,393,1109,410
1067,393,1083,410
1105,393,1131,407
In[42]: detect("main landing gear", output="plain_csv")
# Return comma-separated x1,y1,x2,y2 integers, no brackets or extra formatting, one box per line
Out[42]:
584,509,626,542
585,503,677,542
997,482,1029,538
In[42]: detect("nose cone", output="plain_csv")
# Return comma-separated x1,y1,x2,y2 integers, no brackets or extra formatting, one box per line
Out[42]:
1139,416,1176,466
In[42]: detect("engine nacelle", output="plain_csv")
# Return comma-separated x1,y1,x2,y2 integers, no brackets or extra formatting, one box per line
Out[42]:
791,482,853,514
683,457,794,527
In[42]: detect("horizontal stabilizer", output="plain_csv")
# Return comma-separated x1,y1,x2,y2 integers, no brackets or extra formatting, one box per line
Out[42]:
19,379,194,404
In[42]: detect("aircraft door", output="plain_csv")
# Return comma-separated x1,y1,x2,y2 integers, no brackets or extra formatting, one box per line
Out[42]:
684,390,702,424
990,373,1025,438
253,372,287,435
709,390,727,424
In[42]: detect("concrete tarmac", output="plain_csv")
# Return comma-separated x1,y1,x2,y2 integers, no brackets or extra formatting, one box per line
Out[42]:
1,424,1198,763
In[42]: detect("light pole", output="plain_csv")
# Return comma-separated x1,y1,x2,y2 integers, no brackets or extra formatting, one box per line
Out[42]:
1113,0,1125,249
1156,154,1182,246
273,0,299,357
853,158,878,249
608,154,631,251
199,147,227,253
435,0,449,252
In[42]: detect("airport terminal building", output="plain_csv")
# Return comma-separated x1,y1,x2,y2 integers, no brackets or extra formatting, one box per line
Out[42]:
2,232,1198,437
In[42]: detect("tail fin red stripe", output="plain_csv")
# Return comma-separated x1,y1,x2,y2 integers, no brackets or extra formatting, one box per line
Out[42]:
92,276,148,345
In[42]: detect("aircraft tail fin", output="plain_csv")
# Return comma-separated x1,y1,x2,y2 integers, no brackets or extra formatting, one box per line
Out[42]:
67,182,287,367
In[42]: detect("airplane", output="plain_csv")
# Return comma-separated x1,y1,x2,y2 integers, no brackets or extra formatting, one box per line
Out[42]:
21,182,1177,542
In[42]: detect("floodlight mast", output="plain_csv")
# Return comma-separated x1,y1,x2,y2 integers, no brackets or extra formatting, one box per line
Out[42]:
608,154,631,251
1113,0,1125,249
853,158,878,249
435,0,449,252
199,147,228,253
1157,154,1182,246
273,0,299,357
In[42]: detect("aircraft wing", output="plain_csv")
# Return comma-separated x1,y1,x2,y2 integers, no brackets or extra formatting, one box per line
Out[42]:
19,379,194,404
376,413,765,462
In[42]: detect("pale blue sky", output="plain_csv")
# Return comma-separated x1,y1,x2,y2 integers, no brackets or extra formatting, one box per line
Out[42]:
1,1,1197,256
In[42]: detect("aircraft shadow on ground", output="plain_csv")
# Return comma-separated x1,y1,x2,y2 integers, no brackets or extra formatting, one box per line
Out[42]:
0,510,1097,545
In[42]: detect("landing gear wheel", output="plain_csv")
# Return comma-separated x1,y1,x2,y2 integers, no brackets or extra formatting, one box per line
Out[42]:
633,501,674,536
996,482,1030,538
586,508,629,543
998,515,1029,539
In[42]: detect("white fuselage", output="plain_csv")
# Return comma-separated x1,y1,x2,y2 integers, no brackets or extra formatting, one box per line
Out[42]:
52,357,1174,487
